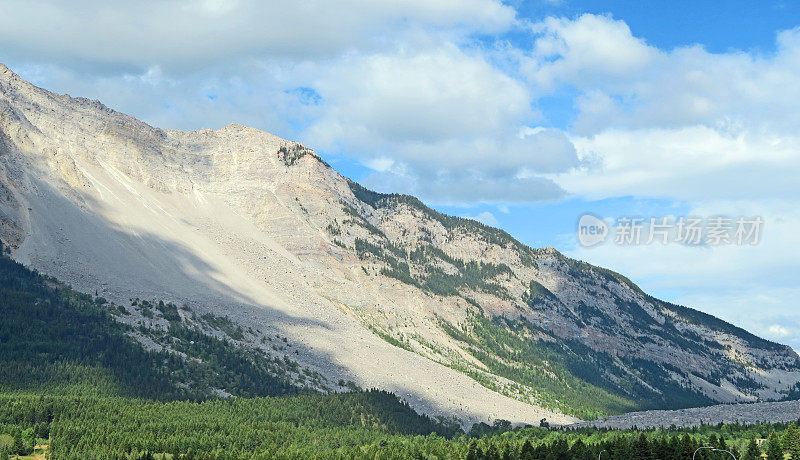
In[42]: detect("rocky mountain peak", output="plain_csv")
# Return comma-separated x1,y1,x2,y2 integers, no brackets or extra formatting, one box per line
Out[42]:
0,64,798,424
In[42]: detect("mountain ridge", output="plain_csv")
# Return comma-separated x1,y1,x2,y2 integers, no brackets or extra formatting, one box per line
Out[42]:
0,62,797,423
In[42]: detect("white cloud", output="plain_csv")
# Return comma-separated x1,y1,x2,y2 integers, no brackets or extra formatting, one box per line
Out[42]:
363,157,396,173
0,0,515,71
12,61,310,135
517,127,581,174
523,15,800,140
558,126,800,202
566,38,800,135
515,15,800,209
517,13,800,195
305,46,579,203
566,200,800,349
464,211,500,227
309,46,531,144
360,168,566,204
524,14,659,90
769,325,791,338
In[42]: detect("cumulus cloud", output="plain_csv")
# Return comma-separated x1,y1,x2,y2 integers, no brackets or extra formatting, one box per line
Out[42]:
360,167,566,204
308,46,531,145
516,15,800,206
0,0,515,72
524,14,659,90
522,15,800,137
559,126,800,201
769,325,791,338
12,61,311,134
464,211,500,227
304,46,579,203
567,38,800,135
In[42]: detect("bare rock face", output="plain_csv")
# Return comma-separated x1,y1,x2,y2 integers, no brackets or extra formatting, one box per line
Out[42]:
0,62,798,424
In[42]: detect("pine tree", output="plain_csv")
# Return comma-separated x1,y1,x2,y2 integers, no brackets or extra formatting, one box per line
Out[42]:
634,433,653,460
709,434,720,450
466,440,481,460
743,439,761,460
681,434,698,459
10,433,21,456
484,443,500,460
548,438,570,460
663,435,681,459
784,423,800,459
570,438,588,459
766,431,783,460
11,427,33,456
718,434,729,452
520,439,535,460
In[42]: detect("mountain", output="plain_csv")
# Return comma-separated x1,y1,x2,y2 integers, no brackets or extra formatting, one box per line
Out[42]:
0,241,307,399
0,62,798,423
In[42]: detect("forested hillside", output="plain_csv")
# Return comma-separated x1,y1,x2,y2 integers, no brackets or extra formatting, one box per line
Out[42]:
2,235,800,459
0,240,302,399
1,390,799,459
0,239,460,457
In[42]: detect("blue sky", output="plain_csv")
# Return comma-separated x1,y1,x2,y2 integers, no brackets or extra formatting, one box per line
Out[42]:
1,0,799,348
515,0,799,53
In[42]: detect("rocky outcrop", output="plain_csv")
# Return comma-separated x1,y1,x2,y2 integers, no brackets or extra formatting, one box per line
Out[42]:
569,400,800,429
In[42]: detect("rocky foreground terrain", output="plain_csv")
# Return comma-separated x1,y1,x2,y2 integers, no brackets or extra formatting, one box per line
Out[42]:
1,62,798,424
569,400,800,429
